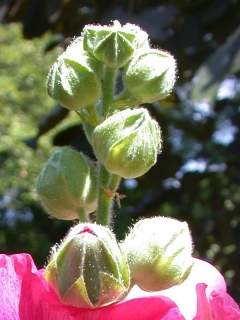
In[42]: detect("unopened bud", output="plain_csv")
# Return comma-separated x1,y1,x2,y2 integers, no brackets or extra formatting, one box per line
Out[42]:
124,49,176,103
122,217,194,291
83,20,149,68
47,37,102,110
92,108,162,178
45,223,130,308
36,147,97,220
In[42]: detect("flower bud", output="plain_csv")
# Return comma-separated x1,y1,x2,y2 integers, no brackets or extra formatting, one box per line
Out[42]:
36,147,97,220
83,20,149,68
124,49,176,103
122,217,194,291
47,37,102,110
92,108,162,178
45,223,130,308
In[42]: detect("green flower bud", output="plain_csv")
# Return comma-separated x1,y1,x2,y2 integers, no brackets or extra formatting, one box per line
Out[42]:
124,49,176,103
45,223,130,308
92,108,161,178
122,23,150,51
83,20,149,68
47,37,102,110
122,217,194,291
36,147,97,220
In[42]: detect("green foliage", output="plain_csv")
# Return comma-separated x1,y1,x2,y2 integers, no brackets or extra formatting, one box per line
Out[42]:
0,24,53,194
0,24,79,196
0,24,74,265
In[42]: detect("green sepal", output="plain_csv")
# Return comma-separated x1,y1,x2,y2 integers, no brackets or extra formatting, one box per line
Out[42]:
98,272,128,306
83,21,149,68
36,147,98,220
122,217,194,291
92,108,162,178
47,38,102,110
44,223,130,308
63,277,93,308
124,49,176,103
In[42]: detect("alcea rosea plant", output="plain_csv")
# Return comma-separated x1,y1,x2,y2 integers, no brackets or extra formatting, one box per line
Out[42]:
37,20,191,308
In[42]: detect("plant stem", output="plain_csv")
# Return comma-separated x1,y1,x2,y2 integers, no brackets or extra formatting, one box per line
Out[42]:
102,67,117,117
77,208,88,222
96,167,121,225
109,174,121,191
96,67,122,225
96,165,112,225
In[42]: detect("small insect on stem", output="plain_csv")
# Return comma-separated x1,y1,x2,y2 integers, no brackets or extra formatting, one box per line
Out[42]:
103,188,126,208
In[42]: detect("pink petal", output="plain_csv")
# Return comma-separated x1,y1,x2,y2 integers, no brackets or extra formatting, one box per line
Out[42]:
194,281,240,320
19,270,184,320
19,270,76,320
210,289,240,320
128,258,226,319
163,258,226,319
0,253,37,320
2,253,239,320
194,283,213,320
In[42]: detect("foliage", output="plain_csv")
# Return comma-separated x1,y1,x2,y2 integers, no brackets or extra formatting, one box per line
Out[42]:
0,24,51,193
0,23,76,264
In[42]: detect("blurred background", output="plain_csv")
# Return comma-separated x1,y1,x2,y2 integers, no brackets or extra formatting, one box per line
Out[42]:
0,0,240,300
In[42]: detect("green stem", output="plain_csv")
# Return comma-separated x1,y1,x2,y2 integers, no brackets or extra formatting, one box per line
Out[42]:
109,174,121,191
96,67,121,225
96,167,121,225
96,189,112,225
96,165,112,225
102,67,117,117
77,208,88,222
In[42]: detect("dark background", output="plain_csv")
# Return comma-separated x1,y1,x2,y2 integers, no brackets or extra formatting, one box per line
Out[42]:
0,0,240,300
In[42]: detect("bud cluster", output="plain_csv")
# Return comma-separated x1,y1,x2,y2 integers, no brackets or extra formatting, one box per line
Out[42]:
44,21,176,181
45,218,194,308
38,21,191,311
47,20,176,111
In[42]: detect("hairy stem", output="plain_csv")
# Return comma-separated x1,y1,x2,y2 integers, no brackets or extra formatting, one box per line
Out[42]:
109,174,121,191
96,67,122,225
96,165,112,225
77,208,88,222
102,67,117,117
96,167,121,225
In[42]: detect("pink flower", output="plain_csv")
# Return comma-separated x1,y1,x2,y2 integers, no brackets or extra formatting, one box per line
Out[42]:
0,254,239,320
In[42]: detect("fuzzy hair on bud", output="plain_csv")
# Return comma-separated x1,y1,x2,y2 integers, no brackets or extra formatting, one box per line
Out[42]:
36,147,97,220
82,20,149,68
47,37,102,110
45,223,130,308
122,216,194,291
92,108,162,178
124,49,176,103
